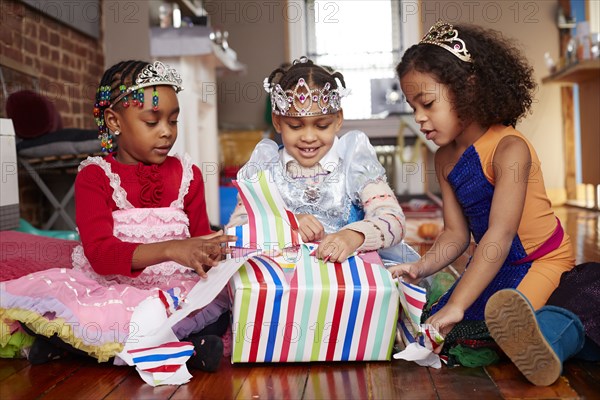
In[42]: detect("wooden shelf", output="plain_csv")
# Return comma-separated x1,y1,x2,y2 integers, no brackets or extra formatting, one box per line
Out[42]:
542,59,600,84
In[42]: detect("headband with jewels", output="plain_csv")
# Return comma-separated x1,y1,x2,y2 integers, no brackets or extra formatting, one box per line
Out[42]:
419,20,473,63
110,61,184,109
264,77,347,117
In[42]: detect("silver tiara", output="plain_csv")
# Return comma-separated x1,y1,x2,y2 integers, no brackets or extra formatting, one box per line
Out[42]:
111,61,184,108
420,20,473,63
264,76,348,117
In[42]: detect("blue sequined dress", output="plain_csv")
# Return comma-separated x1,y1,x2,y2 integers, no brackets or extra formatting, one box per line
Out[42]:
429,125,574,321
237,130,419,264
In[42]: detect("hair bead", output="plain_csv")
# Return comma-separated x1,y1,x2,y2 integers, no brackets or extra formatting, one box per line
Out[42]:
93,60,183,153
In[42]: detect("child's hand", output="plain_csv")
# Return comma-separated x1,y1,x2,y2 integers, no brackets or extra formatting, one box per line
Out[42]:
425,303,464,337
296,214,325,242
172,231,237,278
387,262,424,284
316,230,364,263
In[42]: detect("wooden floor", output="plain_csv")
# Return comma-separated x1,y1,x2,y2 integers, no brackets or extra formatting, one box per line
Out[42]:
2,355,599,400
1,206,599,400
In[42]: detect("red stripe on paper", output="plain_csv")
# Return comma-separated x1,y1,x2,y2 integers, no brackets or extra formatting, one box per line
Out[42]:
286,210,299,246
142,364,182,373
128,341,193,353
157,291,170,314
356,261,376,360
405,293,425,310
247,259,267,363
279,267,298,362
326,262,346,361
425,328,440,350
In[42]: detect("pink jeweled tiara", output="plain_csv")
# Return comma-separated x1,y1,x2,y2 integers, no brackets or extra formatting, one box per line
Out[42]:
420,20,473,63
264,76,348,117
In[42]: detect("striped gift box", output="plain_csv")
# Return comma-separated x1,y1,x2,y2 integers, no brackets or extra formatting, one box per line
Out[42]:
228,245,399,363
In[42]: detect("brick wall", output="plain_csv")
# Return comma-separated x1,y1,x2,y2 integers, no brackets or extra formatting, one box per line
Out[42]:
0,0,105,229
0,0,104,129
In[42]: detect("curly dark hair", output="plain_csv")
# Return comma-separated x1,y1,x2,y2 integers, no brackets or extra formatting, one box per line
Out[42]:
266,57,346,91
396,24,536,127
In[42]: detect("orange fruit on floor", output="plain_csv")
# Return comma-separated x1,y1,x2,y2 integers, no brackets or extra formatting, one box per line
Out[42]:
417,222,440,240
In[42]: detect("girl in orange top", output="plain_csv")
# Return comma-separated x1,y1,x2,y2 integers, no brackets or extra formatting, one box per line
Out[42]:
388,21,593,382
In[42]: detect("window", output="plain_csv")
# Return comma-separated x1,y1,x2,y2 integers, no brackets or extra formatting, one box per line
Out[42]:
305,0,413,119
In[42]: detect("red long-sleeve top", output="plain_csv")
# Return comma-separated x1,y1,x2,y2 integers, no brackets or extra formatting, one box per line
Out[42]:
74,154,211,277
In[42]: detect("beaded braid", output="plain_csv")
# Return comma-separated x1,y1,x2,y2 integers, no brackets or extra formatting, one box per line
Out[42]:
93,60,150,152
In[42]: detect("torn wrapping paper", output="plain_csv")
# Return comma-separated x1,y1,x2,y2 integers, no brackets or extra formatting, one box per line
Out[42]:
225,170,399,362
393,279,445,368
116,256,251,386
228,170,301,250
127,342,195,383
117,169,305,385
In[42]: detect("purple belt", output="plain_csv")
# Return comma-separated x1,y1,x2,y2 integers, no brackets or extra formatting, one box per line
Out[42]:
512,218,564,265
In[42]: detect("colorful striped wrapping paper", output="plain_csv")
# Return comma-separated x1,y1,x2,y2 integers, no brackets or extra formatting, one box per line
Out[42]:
393,279,445,368
228,245,399,363
127,342,195,385
226,169,400,363
228,170,300,251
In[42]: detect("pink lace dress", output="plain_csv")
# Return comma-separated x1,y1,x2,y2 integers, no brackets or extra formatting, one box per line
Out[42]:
0,155,229,362
72,155,200,291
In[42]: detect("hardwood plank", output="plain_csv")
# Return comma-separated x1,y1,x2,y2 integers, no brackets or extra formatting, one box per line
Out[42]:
302,363,371,400
486,362,579,399
39,360,131,400
577,360,600,379
0,357,83,400
104,369,180,400
170,359,252,400
234,363,309,400
0,359,29,382
368,360,437,400
429,365,502,399
564,360,600,399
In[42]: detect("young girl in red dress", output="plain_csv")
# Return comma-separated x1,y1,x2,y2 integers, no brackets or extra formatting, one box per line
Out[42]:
1,60,237,372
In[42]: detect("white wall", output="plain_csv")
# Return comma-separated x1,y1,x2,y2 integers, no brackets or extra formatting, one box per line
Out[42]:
103,1,151,68
203,0,287,130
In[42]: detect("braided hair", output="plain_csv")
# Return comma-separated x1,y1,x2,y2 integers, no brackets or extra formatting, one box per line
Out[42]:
266,57,346,95
93,60,150,152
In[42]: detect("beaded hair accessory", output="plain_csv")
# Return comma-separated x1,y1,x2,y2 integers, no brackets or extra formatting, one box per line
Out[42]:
264,59,348,117
94,61,183,152
110,61,183,110
420,20,473,63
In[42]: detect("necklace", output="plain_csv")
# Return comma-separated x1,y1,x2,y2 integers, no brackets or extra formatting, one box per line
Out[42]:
286,162,326,205
302,185,321,204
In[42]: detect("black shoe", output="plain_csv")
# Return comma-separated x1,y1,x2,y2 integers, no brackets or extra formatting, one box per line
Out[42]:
28,337,65,365
187,335,223,372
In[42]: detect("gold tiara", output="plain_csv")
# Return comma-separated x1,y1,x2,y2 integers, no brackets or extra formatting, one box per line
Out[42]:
420,20,473,63
111,61,183,108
